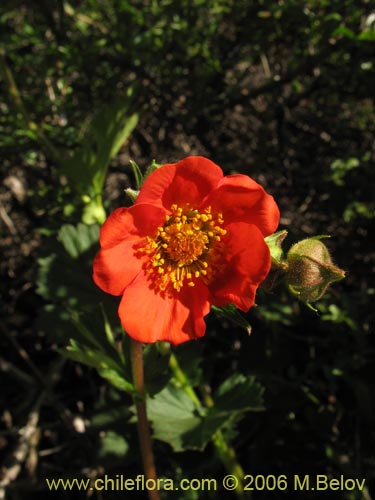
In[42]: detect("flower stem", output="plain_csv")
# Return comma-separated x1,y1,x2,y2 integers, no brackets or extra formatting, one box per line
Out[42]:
169,352,249,499
130,339,160,500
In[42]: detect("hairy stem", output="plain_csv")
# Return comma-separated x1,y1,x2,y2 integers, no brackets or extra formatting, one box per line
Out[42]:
130,339,160,500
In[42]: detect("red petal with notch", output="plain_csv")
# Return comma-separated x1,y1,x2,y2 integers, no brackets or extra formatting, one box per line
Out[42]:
119,275,210,344
93,241,143,296
99,204,166,249
135,156,223,211
209,222,271,311
93,204,165,295
201,174,280,236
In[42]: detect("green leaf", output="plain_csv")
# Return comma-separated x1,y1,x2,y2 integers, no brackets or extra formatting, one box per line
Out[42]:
82,199,107,225
63,339,103,368
212,304,252,335
37,253,98,307
63,339,133,393
358,29,375,41
147,384,203,452
63,337,118,372
99,368,134,393
61,94,139,198
129,160,144,189
318,304,357,330
37,222,102,311
98,431,129,459
332,26,355,39
36,222,134,393
91,403,132,430
143,344,171,396
58,223,100,259
330,157,360,186
197,375,265,448
147,375,264,452
213,374,265,413
343,201,374,222
171,342,203,386
100,304,117,349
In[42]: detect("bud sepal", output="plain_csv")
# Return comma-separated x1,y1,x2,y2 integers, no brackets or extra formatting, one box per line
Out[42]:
286,237,345,306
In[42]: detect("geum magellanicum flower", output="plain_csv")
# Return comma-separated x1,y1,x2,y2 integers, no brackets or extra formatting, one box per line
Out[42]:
93,156,280,345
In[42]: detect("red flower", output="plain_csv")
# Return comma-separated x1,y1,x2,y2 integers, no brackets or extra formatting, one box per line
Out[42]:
93,156,279,345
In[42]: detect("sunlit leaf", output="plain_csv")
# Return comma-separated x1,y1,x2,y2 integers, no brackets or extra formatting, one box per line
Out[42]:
58,223,100,259
147,384,203,452
147,375,264,452
61,94,139,201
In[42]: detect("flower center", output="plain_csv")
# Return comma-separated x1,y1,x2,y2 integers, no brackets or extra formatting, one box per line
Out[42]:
139,204,226,292
163,222,209,265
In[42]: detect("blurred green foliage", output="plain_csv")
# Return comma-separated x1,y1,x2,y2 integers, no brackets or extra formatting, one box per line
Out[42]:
1,1,374,499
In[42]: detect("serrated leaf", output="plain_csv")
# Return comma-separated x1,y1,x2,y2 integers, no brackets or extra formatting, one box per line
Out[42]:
147,375,264,452
63,340,102,369
63,339,133,393
64,338,119,372
58,222,100,259
147,384,203,452
214,374,265,413
194,375,265,449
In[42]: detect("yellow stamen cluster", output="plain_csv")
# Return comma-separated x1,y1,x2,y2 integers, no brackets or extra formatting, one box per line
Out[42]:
139,204,227,292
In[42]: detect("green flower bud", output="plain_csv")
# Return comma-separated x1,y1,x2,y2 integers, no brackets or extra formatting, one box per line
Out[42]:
286,237,345,304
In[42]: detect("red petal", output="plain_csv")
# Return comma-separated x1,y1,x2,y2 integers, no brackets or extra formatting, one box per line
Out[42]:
119,275,210,345
99,204,166,250
93,240,144,296
136,156,223,211
201,174,280,236
93,204,166,295
209,222,271,311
